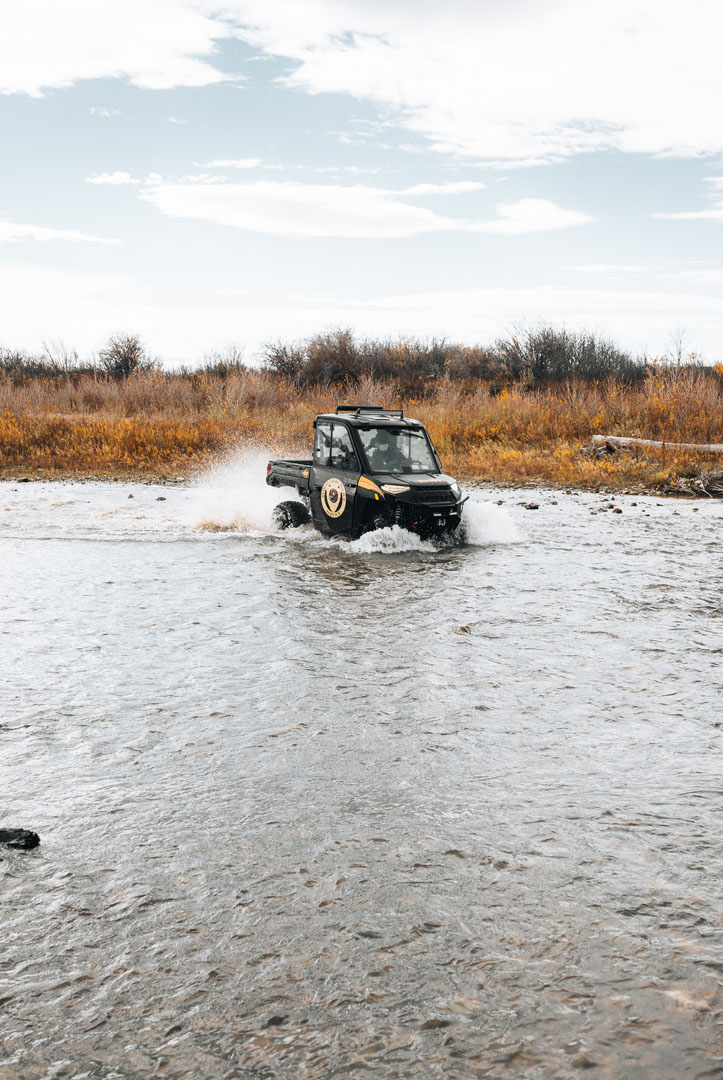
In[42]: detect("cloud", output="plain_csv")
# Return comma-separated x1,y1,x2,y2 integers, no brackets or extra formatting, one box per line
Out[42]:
0,0,236,95
85,171,139,185
577,264,649,274
668,269,723,285
653,177,723,222
90,106,122,117
399,181,486,196
469,199,593,235
226,0,723,162
140,179,461,238
202,157,264,169
654,204,723,222
0,220,120,245
137,178,590,238
3,3,723,163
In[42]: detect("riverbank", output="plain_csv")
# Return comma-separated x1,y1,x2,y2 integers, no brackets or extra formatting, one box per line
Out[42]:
1,367,722,493
1,425,719,495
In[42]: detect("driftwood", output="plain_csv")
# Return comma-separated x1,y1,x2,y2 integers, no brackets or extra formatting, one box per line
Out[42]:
591,435,723,496
592,434,723,454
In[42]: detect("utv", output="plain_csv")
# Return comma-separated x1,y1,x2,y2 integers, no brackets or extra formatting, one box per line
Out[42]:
266,405,467,540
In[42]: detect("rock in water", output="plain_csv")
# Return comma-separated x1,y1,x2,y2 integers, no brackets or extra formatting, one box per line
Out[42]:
0,828,40,850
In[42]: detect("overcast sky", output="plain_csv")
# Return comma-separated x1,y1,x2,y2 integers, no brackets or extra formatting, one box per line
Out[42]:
2,0,723,363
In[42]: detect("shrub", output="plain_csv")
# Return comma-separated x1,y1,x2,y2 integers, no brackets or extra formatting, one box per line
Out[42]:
262,340,307,383
492,326,645,385
98,334,155,379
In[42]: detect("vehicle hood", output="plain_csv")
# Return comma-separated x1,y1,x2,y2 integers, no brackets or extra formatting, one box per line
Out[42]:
372,472,456,487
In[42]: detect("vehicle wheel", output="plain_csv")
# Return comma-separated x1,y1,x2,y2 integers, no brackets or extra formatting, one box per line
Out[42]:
272,500,311,530
369,514,391,532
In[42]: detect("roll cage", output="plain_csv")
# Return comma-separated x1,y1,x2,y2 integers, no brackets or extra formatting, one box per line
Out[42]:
313,413,442,475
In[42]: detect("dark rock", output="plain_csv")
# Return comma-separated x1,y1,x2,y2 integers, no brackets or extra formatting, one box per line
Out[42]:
523,502,539,510
0,828,40,850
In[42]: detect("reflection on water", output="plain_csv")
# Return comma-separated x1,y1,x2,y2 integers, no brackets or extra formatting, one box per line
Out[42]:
1,471,722,1079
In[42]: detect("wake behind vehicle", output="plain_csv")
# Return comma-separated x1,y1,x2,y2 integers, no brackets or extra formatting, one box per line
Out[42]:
266,405,467,540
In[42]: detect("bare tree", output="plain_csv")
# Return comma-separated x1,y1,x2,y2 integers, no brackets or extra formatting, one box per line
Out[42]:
41,339,79,373
666,327,691,368
98,333,154,378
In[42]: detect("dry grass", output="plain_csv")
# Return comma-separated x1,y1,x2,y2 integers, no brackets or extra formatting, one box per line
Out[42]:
1,365,722,490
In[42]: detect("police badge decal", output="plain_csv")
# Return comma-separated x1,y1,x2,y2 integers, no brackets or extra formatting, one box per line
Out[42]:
321,477,346,518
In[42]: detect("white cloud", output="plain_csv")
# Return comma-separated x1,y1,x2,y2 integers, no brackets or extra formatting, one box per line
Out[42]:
577,264,649,274
167,115,187,124
0,0,235,95
0,220,120,245
654,204,723,222
85,171,139,185
140,179,461,238
137,178,590,238
470,199,593,235
669,269,723,285
2,3,723,163
653,177,723,222
399,181,486,196
202,157,263,169
90,106,122,117
224,0,723,162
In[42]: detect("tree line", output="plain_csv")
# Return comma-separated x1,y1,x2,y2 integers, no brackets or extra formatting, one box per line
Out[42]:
0,326,712,390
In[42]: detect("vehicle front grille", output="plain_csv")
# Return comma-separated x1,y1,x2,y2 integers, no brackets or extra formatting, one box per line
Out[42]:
408,487,456,505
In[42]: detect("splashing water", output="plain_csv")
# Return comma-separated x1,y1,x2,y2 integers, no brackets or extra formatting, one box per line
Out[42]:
185,453,519,548
460,497,520,545
344,499,519,554
186,452,299,533
347,524,437,554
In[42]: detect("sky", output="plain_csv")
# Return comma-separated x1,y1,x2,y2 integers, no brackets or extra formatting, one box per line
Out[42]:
1,0,723,365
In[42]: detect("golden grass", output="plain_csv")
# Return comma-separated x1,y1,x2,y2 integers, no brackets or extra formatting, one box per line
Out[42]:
1,365,722,490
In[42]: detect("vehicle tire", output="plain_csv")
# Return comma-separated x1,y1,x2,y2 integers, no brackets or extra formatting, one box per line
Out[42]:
272,500,311,530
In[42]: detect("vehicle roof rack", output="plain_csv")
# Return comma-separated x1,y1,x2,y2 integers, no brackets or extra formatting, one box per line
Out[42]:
335,405,404,418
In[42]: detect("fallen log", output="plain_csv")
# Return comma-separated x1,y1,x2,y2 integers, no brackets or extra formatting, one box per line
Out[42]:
592,434,723,454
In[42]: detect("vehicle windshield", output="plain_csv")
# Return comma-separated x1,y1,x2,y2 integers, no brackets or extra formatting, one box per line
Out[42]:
358,426,439,474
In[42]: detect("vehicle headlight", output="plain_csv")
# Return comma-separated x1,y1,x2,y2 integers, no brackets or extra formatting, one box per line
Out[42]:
381,484,410,495
451,482,461,498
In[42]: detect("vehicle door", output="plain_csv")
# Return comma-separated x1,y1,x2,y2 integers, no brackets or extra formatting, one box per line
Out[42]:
310,421,360,535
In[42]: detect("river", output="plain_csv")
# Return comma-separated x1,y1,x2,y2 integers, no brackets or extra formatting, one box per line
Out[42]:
1,459,722,1079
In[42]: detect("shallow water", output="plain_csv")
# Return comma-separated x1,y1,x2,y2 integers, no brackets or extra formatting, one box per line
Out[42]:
1,464,722,1079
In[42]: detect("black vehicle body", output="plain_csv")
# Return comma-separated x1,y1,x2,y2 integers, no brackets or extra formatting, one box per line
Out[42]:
266,405,466,539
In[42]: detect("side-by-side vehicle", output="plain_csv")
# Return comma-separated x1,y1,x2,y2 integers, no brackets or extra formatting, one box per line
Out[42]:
266,405,467,539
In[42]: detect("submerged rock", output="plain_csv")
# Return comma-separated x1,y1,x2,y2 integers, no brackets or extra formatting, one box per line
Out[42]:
0,828,40,850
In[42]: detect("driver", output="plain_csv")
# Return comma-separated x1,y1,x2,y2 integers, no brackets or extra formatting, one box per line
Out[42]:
368,431,407,472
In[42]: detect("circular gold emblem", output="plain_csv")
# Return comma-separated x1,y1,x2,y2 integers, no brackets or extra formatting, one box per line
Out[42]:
321,477,347,518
